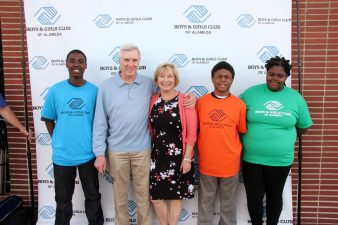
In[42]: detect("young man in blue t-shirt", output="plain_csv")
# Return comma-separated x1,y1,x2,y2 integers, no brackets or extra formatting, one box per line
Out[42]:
41,49,103,225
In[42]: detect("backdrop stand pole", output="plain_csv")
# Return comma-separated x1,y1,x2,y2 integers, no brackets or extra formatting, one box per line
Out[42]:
296,0,303,224
19,0,36,224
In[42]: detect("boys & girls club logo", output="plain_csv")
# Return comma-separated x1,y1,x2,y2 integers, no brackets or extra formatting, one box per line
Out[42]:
208,109,227,122
99,47,146,75
39,205,56,219
169,53,228,69
186,86,208,98
236,14,256,28
179,208,191,221
264,101,284,111
93,13,152,27
29,55,65,70
236,13,291,28
256,101,291,117
169,54,190,68
184,5,211,23
45,163,54,178
35,7,60,25
26,6,71,37
67,98,85,110
128,200,137,217
40,87,49,100
109,47,121,64
247,46,282,75
115,16,152,25
32,87,49,111
128,200,137,223
174,5,221,35
93,14,114,28
191,56,228,65
36,133,52,146
257,46,280,64
103,170,114,184
37,163,54,188
30,56,49,70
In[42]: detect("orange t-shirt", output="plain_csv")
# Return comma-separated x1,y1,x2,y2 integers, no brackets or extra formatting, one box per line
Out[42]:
196,93,247,178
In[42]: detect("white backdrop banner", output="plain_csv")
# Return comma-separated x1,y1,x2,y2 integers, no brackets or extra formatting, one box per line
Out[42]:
24,1,293,224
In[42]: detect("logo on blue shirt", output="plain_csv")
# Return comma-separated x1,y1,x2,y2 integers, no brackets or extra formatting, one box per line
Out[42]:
67,98,85,110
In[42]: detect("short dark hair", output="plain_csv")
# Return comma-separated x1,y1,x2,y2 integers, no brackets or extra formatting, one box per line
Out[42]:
211,61,235,78
265,56,292,76
66,49,87,63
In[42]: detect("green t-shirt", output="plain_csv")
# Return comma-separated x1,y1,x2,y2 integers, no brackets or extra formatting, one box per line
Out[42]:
240,84,313,166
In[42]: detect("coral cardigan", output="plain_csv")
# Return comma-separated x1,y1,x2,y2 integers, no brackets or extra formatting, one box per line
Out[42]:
149,92,198,160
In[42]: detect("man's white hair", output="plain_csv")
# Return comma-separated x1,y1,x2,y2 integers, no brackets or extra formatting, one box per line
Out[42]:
119,44,141,57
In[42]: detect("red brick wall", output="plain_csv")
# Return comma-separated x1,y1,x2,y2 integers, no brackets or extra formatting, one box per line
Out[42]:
1,0,337,224
291,1,338,224
0,0,37,206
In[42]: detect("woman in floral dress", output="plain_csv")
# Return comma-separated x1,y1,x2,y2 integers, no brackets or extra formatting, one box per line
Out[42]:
149,63,197,225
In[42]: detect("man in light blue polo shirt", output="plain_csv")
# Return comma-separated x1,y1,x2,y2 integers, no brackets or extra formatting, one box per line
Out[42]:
93,44,195,225
93,44,154,225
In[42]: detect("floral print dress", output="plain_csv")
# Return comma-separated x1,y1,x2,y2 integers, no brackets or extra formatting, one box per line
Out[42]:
149,95,194,200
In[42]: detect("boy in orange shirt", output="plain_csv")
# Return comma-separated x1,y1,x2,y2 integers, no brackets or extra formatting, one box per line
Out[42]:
196,61,247,225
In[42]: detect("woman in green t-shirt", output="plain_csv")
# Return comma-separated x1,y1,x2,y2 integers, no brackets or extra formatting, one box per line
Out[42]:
240,56,313,225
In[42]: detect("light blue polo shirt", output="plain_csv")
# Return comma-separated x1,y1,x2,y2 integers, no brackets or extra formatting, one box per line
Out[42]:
92,73,156,156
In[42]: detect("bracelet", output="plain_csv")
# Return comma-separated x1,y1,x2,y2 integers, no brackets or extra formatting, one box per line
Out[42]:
183,158,192,163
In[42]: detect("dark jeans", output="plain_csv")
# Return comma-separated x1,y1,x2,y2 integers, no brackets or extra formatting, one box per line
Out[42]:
242,161,291,225
54,159,104,225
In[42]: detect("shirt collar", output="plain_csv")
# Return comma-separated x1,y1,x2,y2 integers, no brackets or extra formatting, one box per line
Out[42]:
115,72,143,87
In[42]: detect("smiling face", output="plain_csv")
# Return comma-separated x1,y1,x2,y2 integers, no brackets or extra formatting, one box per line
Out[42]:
211,68,233,96
119,49,140,80
66,52,87,84
156,68,177,92
266,65,288,91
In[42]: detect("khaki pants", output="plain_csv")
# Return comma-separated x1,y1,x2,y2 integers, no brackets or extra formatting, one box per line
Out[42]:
108,150,152,225
198,174,239,225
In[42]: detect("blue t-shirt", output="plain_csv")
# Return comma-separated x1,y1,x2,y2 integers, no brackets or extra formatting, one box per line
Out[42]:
0,94,6,108
41,80,98,166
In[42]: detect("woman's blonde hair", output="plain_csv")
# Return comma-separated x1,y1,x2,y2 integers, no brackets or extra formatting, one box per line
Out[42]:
153,63,180,87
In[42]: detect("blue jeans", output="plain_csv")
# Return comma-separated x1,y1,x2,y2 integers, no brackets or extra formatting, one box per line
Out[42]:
54,159,104,225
